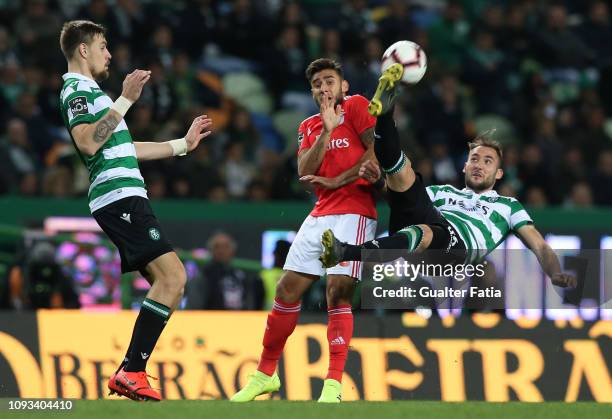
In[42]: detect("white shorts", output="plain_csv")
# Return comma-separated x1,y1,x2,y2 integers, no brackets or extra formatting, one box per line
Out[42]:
283,214,377,280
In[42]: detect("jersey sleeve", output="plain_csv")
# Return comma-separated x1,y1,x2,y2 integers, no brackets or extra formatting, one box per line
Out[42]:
347,95,376,135
509,199,533,231
426,185,440,201
297,120,313,154
61,84,101,130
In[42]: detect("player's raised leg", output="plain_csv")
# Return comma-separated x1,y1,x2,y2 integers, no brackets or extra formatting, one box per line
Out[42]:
369,65,417,194
231,270,316,402
109,252,186,401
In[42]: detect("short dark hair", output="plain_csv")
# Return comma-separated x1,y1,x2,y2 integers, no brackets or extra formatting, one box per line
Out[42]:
305,58,343,83
468,130,503,165
60,20,106,60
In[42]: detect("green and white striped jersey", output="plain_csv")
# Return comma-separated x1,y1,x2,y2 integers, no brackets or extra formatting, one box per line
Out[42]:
60,72,146,213
427,184,533,263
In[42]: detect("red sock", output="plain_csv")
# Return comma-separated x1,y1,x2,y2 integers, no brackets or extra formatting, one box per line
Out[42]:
257,297,301,376
326,305,353,382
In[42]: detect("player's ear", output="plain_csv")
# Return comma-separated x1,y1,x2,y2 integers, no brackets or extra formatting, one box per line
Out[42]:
341,79,349,95
495,168,504,180
79,43,88,59
462,162,467,173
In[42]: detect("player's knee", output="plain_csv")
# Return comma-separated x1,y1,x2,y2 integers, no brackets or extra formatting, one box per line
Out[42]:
156,262,186,296
275,277,301,304
387,161,416,193
325,279,354,306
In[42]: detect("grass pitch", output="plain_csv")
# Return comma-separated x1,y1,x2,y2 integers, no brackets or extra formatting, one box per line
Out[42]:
5,400,610,419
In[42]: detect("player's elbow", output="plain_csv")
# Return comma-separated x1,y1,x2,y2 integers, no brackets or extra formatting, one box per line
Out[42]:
77,141,98,157
71,127,99,157
297,166,310,178
297,162,311,178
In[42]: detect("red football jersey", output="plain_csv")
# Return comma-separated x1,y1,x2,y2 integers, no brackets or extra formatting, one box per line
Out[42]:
297,94,377,219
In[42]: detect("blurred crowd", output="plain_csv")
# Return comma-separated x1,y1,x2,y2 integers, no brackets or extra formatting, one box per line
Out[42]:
0,0,611,207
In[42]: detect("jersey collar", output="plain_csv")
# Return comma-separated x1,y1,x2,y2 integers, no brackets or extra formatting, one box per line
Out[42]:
62,72,99,86
462,187,499,198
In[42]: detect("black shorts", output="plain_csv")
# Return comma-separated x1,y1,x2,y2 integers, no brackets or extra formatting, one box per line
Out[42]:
93,196,174,274
387,173,465,256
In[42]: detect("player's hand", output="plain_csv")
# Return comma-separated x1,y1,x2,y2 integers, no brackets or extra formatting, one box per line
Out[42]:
320,93,342,134
551,273,577,288
185,115,213,152
359,159,382,184
121,69,151,102
299,175,339,190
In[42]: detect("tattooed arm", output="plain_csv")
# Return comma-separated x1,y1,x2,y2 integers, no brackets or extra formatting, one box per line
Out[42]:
70,70,150,156
70,110,122,156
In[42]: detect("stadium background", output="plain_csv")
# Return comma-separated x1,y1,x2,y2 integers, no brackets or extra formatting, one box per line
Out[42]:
0,0,610,403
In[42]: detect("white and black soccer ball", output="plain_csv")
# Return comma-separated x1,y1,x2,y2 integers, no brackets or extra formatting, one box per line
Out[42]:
381,40,427,84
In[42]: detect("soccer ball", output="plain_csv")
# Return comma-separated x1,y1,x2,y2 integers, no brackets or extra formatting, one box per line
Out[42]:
381,40,427,84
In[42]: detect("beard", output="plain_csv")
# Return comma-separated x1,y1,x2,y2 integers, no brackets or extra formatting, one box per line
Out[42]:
92,66,110,82
465,172,496,193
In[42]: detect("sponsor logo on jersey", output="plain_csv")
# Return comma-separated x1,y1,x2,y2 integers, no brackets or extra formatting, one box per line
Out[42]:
447,198,490,215
68,96,89,116
327,138,350,150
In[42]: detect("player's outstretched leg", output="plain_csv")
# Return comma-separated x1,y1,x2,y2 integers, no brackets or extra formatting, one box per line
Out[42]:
368,63,404,117
320,226,433,268
368,68,416,194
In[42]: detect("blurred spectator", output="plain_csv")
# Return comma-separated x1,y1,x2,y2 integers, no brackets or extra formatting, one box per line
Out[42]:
186,232,263,310
41,165,73,197
574,106,610,166
3,118,38,191
266,25,308,110
169,52,198,112
501,145,522,193
577,1,612,68
590,150,612,206
411,73,468,157
534,3,592,68
431,143,458,184
518,144,556,204
12,92,56,161
427,1,470,70
462,30,510,115
217,0,273,60
222,141,255,199
0,58,25,106
76,0,120,45
525,186,549,208
114,0,150,48
139,60,176,123
0,25,18,68
247,179,270,201
377,0,416,48
14,0,62,66
175,0,220,60
260,239,291,310
565,181,594,208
